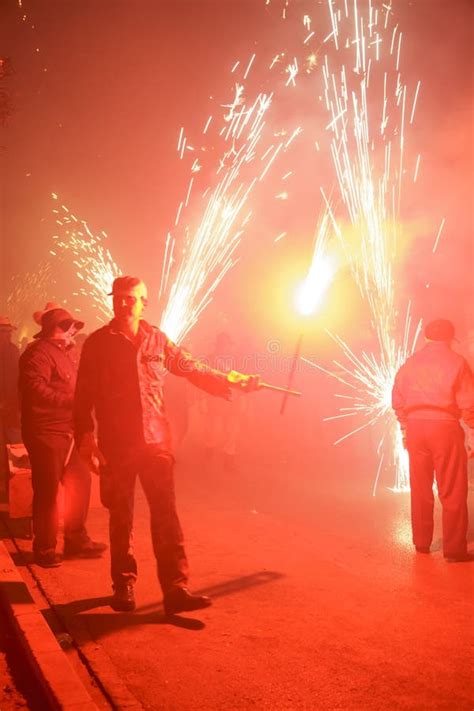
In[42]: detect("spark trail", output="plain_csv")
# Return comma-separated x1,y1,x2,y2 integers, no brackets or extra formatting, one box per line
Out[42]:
317,0,423,490
6,260,54,336
160,57,302,344
50,194,122,321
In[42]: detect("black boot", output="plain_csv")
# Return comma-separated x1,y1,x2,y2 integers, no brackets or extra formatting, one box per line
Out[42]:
34,551,62,568
64,539,107,559
163,587,211,616
111,581,136,612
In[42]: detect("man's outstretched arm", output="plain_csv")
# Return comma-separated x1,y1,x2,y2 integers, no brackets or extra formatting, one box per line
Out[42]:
163,337,259,398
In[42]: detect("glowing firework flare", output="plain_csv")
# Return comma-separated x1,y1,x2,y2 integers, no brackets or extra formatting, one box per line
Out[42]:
294,202,339,316
50,194,122,321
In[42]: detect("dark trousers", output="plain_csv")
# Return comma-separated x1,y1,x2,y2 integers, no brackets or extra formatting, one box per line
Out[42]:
24,433,91,555
406,420,468,557
100,445,189,593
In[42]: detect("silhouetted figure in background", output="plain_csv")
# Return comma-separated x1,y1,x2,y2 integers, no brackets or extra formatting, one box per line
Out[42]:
74,276,260,614
392,319,474,562
19,307,106,567
0,317,21,505
0,317,20,441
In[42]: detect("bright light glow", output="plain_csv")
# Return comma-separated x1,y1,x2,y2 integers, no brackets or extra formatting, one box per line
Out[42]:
294,254,336,315
293,206,338,316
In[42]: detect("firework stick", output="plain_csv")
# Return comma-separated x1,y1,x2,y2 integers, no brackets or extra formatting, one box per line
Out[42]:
259,382,302,397
280,333,303,415
227,371,301,397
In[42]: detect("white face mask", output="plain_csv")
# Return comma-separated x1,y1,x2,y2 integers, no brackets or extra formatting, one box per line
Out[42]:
53,323,79,345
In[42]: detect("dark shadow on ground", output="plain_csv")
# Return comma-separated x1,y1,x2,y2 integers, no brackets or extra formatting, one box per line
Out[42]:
48,571,284,640
0,604,54,711
45,600,205,634
9,550,34,567
137,570,285,614
0,581,34,605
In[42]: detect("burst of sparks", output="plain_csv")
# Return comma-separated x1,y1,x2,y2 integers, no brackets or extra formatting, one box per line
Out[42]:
310,0,427,491
49,194,122,321
302,304,422,492
6,260,55,336
160,51,302,344
160,92,274,343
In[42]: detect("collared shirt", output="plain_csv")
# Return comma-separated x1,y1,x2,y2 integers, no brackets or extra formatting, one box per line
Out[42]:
392,341,474,429
74,319,231,456
19,338,79,436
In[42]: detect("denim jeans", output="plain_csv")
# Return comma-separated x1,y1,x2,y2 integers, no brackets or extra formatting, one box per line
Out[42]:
24,432,91,555
100,445,189,593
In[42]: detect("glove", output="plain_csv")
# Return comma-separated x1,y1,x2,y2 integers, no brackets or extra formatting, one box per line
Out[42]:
227,370,261,393
78,432,106,474
400,427,407,450
467,429,474,459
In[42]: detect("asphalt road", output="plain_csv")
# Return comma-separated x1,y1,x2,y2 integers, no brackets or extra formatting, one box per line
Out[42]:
6,436,474,711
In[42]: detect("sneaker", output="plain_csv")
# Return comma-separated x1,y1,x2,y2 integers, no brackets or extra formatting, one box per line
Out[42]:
63,540,107,559
34,551,62,568
163,587,212,616
111,581,136,612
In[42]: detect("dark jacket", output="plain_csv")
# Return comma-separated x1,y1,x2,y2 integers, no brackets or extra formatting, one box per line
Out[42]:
74,319,231,456
19,339,79,437
392,342,474,429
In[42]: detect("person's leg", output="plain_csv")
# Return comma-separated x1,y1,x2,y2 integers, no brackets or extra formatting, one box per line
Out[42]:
138,449,188,593
62,444,91,548
62,446,106,557
24,434,68,561
139,447,211,615
406,421,435,550
102,459,138,589
431,422,468,559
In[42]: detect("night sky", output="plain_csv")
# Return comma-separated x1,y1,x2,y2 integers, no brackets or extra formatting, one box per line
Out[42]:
1,0,473,353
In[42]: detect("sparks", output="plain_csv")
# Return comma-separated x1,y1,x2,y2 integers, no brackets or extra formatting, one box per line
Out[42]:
48,194,122,321
303,304,422,492
310,0,425,491
160,83,286,344
432,217,446,254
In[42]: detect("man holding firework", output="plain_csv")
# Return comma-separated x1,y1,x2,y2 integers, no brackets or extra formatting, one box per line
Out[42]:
74,276,260,614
